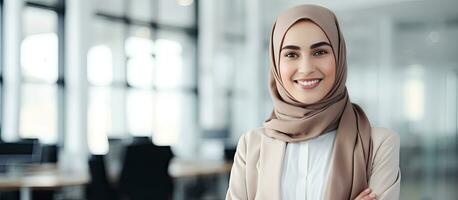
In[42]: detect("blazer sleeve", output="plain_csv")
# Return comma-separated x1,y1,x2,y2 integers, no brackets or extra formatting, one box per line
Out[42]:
226,134,248,200
368,130,401,200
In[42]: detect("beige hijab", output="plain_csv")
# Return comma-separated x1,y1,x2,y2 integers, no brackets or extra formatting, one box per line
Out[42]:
263,5,373,200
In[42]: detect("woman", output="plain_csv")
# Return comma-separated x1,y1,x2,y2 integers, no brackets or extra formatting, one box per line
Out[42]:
226,4,400,200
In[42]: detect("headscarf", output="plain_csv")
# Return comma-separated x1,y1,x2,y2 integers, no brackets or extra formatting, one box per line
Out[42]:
263,5,373,200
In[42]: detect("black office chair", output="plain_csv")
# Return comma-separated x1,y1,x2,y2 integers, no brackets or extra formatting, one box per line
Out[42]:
106,138,124,176
18,138,39,144
0,192,19,200
40,144,59,163
17,139,41,163
119,137,174,200
86,154,119,200
34,144,59,200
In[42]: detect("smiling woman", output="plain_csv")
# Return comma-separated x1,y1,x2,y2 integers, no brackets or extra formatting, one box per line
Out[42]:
279,20,336,104
226,4,400,200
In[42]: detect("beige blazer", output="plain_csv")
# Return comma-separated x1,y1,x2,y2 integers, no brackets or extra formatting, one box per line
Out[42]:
226,127,401,200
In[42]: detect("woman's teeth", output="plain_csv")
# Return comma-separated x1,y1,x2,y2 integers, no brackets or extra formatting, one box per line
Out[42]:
296,79,320,86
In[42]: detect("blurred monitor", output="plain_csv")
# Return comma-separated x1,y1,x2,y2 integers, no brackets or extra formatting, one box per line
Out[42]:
0,142,42,165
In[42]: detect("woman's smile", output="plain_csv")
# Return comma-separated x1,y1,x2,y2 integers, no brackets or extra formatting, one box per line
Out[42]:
294,78,322,90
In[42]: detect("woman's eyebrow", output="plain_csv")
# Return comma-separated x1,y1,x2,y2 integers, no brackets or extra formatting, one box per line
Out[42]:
281,42,331,51
281,45,300,51
310,41,331,49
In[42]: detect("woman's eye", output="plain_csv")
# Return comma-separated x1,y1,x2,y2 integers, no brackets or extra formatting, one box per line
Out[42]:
312,49,328,56
284,52,298,58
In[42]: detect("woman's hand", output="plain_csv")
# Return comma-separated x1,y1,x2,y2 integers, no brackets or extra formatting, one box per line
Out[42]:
354,188,377,200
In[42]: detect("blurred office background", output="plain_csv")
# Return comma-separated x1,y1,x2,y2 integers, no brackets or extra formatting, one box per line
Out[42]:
0,0,457,199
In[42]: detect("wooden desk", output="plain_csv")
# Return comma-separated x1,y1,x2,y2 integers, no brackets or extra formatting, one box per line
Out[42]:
0,164,88,200
168,159,232,200
169,158,233,178
0,160,232,200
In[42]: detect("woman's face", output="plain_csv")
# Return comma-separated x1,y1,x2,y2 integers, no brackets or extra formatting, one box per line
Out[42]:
279,20,336,104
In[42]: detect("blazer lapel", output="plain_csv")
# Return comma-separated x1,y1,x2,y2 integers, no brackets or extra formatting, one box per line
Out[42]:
256,131,286,200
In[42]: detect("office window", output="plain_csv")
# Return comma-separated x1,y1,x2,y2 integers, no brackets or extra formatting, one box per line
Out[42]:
155,31,195,89
89,0,197,149
19,6,60,143
153,30,196,145
126,25,154,88
87,18,126,154
125,25,154,136
127,89,154,136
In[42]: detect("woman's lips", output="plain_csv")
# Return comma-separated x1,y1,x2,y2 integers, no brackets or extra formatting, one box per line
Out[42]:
294,78,322,90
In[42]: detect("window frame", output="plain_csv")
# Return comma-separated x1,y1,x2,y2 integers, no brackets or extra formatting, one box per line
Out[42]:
90,0,199,141
17,0,65,145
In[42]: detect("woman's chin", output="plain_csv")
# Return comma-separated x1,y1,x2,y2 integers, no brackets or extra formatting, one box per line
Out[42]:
293,92,324,104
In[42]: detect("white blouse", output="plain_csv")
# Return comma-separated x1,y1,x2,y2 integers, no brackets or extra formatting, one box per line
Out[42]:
281,130,337,200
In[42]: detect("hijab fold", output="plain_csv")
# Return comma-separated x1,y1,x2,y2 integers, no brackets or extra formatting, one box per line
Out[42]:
262,5,373,200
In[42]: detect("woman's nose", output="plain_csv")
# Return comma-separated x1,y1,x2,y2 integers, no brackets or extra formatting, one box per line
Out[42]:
297,56,315,73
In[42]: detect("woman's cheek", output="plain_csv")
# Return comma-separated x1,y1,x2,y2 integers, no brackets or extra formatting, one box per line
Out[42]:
279,63,294,83
321,60,336,93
